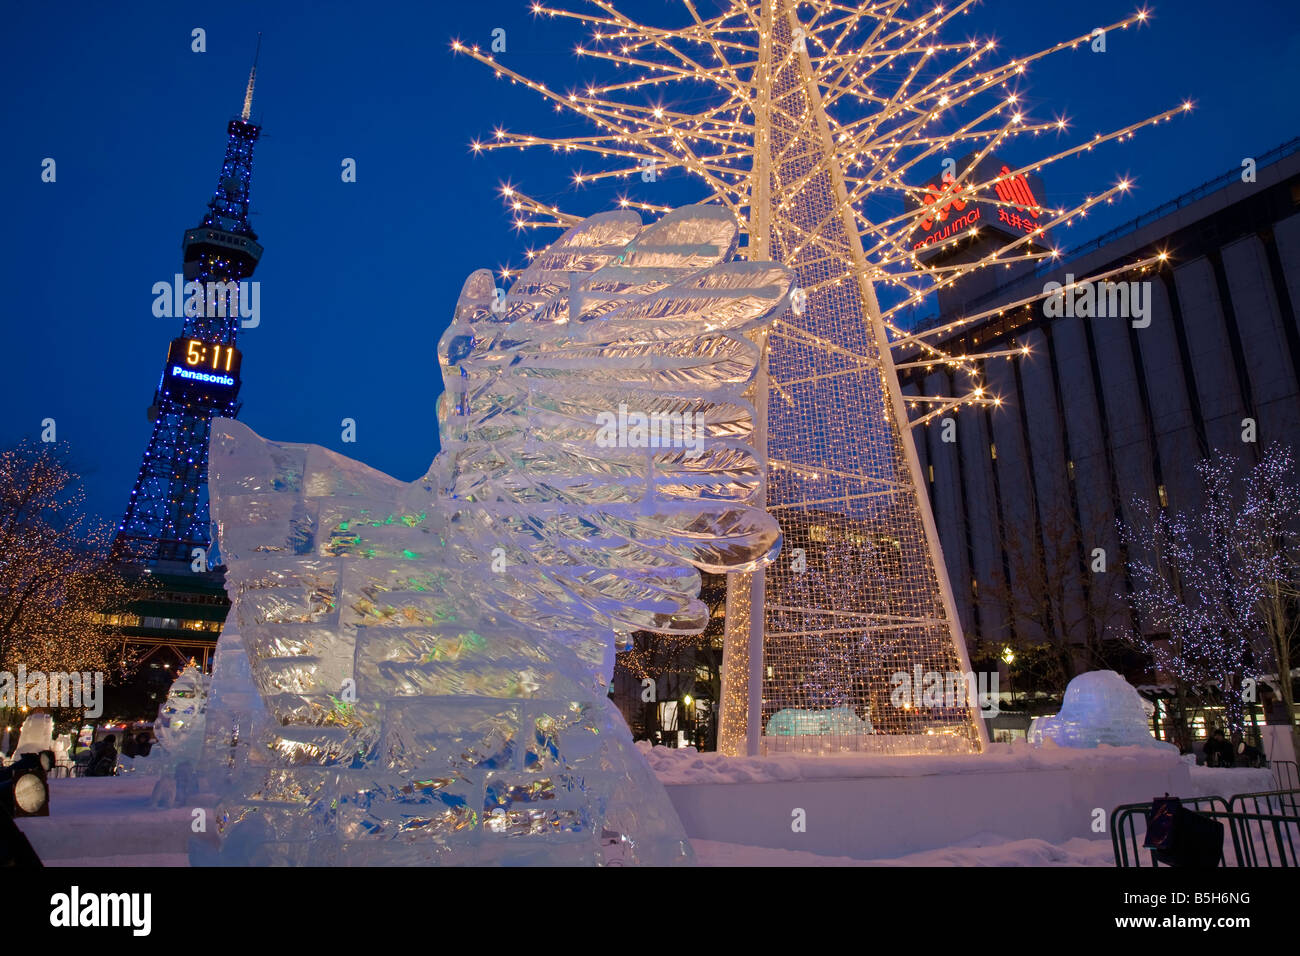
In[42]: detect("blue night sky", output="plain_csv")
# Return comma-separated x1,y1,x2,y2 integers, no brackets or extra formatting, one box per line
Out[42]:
2,0,1298,528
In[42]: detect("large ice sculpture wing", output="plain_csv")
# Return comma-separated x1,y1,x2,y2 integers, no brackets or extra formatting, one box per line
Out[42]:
430,204,789,640
203,206,790,866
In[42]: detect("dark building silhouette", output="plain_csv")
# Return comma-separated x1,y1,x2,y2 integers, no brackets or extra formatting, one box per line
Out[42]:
900,140,1300,679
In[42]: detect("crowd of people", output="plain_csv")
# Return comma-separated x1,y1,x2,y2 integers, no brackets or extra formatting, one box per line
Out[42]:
80,731,153,776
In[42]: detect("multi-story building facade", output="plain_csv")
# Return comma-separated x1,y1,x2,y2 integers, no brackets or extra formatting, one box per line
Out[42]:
900,139,1300,739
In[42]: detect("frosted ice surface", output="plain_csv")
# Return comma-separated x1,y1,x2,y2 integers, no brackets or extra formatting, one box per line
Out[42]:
148,663,210,807
195,207,791,865
1029,670,1176,750
152,663,210,759
765,707,872,736
187,624,276,854
14,712,54,757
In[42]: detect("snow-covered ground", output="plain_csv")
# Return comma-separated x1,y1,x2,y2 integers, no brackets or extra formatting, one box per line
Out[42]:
692,833,1116,866
17,775,191,866
21,773,1119,867
14,750,1281,867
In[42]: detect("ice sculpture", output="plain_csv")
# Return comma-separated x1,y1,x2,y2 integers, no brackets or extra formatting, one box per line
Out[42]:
766,707,872,736
153,663,210,756
197,206,791,865
1029,670,1176,750
149,663,211,807
194,623,271,800
14,712,54,758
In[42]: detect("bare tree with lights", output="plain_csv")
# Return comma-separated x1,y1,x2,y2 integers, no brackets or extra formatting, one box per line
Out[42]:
456,1,1189,756
0,441,139,682
1117,444,1300,747
984,493,1130,679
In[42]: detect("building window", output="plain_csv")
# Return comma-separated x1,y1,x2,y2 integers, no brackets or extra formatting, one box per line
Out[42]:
990,442,998,460
1158,484,1169,507
98,613,142,627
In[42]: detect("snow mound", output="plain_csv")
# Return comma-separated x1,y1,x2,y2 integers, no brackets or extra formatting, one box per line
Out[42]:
691,834,1114,867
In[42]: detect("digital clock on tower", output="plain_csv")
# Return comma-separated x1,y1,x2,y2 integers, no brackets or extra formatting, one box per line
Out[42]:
163,337,243,398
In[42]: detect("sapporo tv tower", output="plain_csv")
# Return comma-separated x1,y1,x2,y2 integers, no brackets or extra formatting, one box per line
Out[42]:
114,44,263,571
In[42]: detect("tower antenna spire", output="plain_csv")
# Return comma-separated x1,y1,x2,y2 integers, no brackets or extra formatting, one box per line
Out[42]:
241,32,262,122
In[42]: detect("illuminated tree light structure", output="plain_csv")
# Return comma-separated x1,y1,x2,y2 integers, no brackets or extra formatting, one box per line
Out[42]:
456,1,1188,755
114,45,264,567
1119,445,1300,737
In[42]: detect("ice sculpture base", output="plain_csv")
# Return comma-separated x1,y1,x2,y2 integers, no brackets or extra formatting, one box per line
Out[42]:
194,626,692,866
192,694,693,867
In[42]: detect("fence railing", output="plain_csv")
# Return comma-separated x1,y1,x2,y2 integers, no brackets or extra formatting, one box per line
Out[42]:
1112,789,1300,867
1211,810,1300,867
1232,786,1300,818
1110,795,1228,867
1273,760,1298,792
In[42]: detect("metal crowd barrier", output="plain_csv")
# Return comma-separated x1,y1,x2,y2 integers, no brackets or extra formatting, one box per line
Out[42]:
1110,795,1228,867
1272,760,1298,792
1111,789,1300,867
1207,810,1300,867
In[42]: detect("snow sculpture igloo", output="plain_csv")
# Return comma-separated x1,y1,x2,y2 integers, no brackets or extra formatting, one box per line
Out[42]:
1029,670,1175,750
197,207,791,866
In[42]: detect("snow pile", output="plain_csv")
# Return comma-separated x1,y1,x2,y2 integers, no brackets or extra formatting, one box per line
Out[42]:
641,738,1183,786
1186,765,1277,799
17,776,192,866
692,834,1114,867
20,775,1119,868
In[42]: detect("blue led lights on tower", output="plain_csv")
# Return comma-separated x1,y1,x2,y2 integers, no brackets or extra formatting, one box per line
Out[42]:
114,44,264,567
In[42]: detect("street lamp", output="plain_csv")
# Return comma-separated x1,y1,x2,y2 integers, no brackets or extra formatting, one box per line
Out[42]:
1001,646,1016,708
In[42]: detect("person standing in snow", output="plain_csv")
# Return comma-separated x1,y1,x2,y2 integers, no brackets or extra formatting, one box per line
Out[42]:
1203,728,1234,767
86,733,118,777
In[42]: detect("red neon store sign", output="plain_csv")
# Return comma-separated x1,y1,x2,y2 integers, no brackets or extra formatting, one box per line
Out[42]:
919,163,1042,232
918,178,967,231
993,165,1041,217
